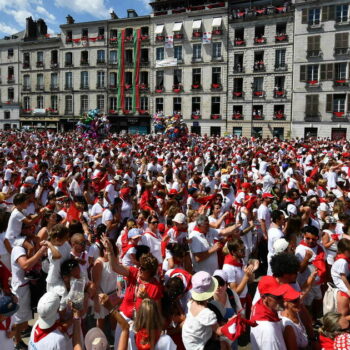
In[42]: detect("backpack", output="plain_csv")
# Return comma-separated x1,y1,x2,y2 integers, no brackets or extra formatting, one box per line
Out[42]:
323,282,338,314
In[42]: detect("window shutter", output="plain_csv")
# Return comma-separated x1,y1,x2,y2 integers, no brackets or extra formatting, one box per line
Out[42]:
322,6,328,22
326,94,333,112
320,64,326,81
312,95,319,114
300,65,306,81
306,95,312,113
326,64,334,80
302,9,308,24
328,6,335,21
342,33,349,48
314,36,321,50
307,36,313,51
335,33,342,48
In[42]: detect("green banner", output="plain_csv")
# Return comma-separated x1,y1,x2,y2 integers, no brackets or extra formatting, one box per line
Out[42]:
132,29,137,113
117,30,122,109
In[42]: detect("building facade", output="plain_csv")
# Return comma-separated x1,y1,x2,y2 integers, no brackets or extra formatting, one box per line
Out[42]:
292,0,350,140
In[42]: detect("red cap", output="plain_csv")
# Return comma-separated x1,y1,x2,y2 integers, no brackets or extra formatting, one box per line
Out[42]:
262,193,274,199
241,183,251,189
258,276,287,296
169,189,178,195
283,285,301,301
221,183,230,189
120,187,131,197
158,223,165,233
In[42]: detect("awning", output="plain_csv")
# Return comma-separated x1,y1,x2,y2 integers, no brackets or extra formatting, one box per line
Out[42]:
212,17,222,27
173,22,183,32
192,20,202,29
155,24,164,34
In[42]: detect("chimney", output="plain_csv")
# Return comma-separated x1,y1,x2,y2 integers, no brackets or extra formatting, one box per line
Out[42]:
66,15,75,24
37,18,47,36
127,9,138,18
110,10,118,19
25,17,37,39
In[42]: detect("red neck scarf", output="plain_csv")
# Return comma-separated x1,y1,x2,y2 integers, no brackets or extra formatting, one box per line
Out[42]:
335,254,350,264
250,299,280,322
224,254,243,267
319,334,334,350
33,322,59,343
144,229,160,240
299,240,326,284
0,318,10,331
135,329,161,350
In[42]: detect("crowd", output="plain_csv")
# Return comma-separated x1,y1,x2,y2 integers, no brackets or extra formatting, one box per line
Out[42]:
1,130,350,350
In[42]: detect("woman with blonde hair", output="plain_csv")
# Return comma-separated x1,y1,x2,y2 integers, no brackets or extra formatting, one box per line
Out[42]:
333,199,345,221
133,298,176,349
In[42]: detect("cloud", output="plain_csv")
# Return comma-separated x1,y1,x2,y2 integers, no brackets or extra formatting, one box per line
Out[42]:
36,6,56,23
0,22,19,35
4,9,33,27
54,0,111,18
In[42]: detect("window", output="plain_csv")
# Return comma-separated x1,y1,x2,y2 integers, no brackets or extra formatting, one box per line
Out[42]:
23,52,30,66
4,124,10,130
4,111,10,120
156,98,163,112
191,126,201,135
211,97,220,114
174,46,182,60
8,48,13,57
37,74,44,89
37,96,44,108
65,95,73,113
140,71,148,85
37,51,44,63
81,95,89,112
192,97,201,113
273,128,284,139
65,52,73,65
97,95,105,111
252,127,263,138
156,70,164,88
8,88,14,100
193,44,202,59
233,78,243,92
275,49,286,68
109,72,117,87
51,50,58,65
307,36,321,55
81,51,88,64
333,94,346,113
66,30,72,40
156,47,164,61
305,95,319,116
276,23,287,35
82,28,88,38
233,105,243,115
23,75,30,89
8,67,14,81
125,50,133,64
275,76,285,90
97,71,105,88
173,97,181,112
304,128,318,139
141,27,149,37
81,71,89,88
125,97,132,111
125,72,132,85
234,54,243,72
109,50,117,63
24,96,30,110
210,127,221,136
212,67,221,84
51,73,58,88
253,77,264,91
335,33,349,50
335,63,347,80
51,95,58,110
65,72,73,88
192,68,201,85
232,127,242,137
235,28,244,41
212,42,222,58
109,97,117,111
141,96,148,111
98,27,105,37
308,8,321,25
307,65,319,81
97,50,105,63
254,51,265,71
173,69,182,85
110,29,118,39
141,49,149,63
255,26,265,38
336,5,349,22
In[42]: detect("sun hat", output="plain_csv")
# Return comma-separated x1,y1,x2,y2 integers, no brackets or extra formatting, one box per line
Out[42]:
85,327,108,350
0,295,19,317
37,292,60,329
127,228,143,240
191,271,218,301
173,213,186,224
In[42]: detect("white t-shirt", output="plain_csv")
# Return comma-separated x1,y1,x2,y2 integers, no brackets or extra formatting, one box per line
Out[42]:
141,231,163,264
182,302,217,350
280,316,308,349
331,258,350,293
5,208,26,244
103,184,118,207
90,202,104,227
263,173,275,193
11,246,27,292
223,263,247,298
257,204,271,231
250,320,287,350
46,242,71,284
267,227,284,254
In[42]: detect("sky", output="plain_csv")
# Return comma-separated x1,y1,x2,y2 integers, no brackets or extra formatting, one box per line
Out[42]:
0,0,152,36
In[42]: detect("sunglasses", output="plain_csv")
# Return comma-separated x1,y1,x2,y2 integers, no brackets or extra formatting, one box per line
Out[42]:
305,237,318,242
150,221,159,224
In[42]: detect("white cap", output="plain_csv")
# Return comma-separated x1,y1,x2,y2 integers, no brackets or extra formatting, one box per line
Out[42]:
85,327,108,350
6,160,14,166
113,175,121,182
287,204,297,216
213,269,228,283
273,238,289,254
157,176,165,185
173,213,186,224
24,176,37,185
37,292,60,329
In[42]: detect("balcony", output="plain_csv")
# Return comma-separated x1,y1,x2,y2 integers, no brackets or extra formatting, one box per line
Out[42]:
109,109,118,115
47,108,59,115
307,22,323,30
141,35,149,42
51,62,59,69
254,36,266,45
192,31,203,39
189,5,205,11
275,34,288,43
96,59,106,65
253,90,266,98
80,60,89,66
50,84,59,91
124,36,133,42
36,84,44,91
124,84,132,91
140,60,149,67
233,65,245,73
234,39,245,47
36,61,44,68
22,109,32,115
232,113,243,120
65,61,73,67
334,79,350,88
212,29,223,36
307,50,322,59
97,35,105,41
211,114,222,120
191,113,201,120
154,10,167,16
253,63,265,72
211,83,222,91
173,84,183,93
173,33,183,41
334,48,350,56
306,80,322,89
109,60,118,66
66,38,73,44
335,18,350,27
155,86,164,93
191,83,202,90
109,37,118,45
172,8,186,14
273,112,286,120
140,83,149,91
232,91,244,99
80,84,89,90
23,86,31,92
273,89,287,98
332,111,347,121
7,76,15,84
109,84,117,91
23,62,30,69
274,64,288,72
252,114,264,120
305,113,321,122
155,35,165,42
64,84,73,90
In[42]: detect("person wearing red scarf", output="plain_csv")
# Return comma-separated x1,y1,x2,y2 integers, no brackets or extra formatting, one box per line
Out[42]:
295,225,326,320
331,238,350,316
250,276,301,350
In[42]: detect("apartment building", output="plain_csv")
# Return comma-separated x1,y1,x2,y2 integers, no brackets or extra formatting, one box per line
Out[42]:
228,0,294,139
150,0,228,136
292,0,350,140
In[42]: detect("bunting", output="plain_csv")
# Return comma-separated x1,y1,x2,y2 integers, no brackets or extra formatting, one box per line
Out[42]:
133,28,142,113
117,30,124,110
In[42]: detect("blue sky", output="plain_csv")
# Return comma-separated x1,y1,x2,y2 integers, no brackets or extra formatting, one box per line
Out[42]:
0,0,151,36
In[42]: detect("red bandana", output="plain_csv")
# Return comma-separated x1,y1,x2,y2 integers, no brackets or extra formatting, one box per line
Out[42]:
335,254,350,264
250,299,280,323
33,322,59,343
224,254,243,267
0,318,10,331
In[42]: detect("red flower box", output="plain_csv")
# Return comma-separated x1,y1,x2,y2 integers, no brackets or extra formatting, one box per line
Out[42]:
212,83,221,89
109,109,117,114
125,36,133,42
211,114,221,120
307,80,318,85
81,36,88,41
155,88,163,93
123,110,130,115
110,37,118,42
66,38,72,43
255,8,266,14
173,85,182,93
336,80,346,83
232,114,242,120
275,35,287,41
333,111,345,117
125,84,132,90
274,113,284,120
207,2,225,8
192,84,200,89
192,31,202,38
139,110,149,115
254,37,266,44
275,6,287,13
237,11,245,17
191,114,201,120
172,8,186,13
275,90,285,96
156,35,164,42
141,35,149,41
174,33,183,40
253,91,264,96
97,35,104,40
235,40,245,46
233,91,243,97
212,29,222,35
253,115,263,120
189,5,205,11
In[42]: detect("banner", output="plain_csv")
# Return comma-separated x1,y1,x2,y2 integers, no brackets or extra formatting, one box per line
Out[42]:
202,32,212,44
165,36,173,49
155,58,177,68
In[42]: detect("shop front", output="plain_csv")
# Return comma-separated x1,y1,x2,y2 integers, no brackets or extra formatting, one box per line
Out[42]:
108,115,151,134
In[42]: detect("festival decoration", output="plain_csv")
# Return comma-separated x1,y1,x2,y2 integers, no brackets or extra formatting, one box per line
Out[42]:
76,108,110,139
153,112,188,141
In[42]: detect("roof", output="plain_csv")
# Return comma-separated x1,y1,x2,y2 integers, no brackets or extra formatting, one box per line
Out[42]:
0,31,25,46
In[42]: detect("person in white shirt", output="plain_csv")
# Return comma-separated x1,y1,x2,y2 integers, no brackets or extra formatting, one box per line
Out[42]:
0,295,19,350
262,168,276,194
90,192,104,228
141,215,163,264
103,176,120,207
